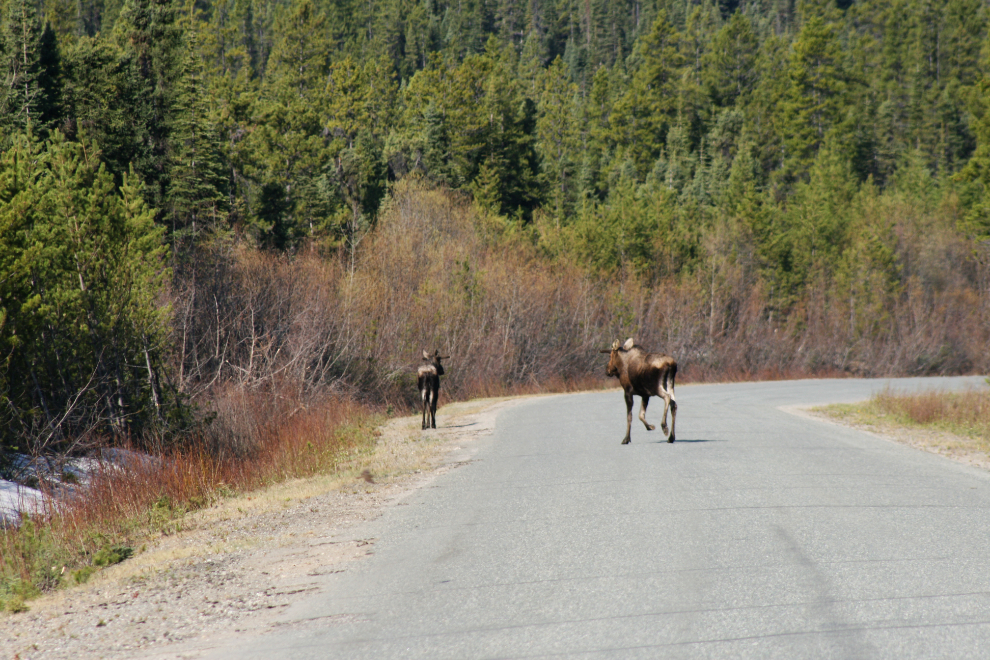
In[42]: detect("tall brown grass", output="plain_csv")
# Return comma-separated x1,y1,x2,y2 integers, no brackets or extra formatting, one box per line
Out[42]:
871,388,990,441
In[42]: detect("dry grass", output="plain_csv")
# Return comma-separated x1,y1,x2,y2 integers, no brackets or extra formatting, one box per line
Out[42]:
824,387,990,442
816,386,990,468
876,388,989,433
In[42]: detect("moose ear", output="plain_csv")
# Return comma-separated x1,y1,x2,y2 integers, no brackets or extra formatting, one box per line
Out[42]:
599,349,612,354
422,350,430,360
623,338,635,350
610,339,621,350
439,355,450,360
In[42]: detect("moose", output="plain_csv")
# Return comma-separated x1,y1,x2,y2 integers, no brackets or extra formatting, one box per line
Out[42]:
600,338,677,444
418,349,448,430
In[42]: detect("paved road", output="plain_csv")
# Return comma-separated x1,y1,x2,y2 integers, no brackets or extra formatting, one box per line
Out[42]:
210,376,990,659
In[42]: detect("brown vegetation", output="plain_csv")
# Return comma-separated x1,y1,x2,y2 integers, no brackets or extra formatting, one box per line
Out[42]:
869,388,990,441
173,182,989,405
0,395,377,612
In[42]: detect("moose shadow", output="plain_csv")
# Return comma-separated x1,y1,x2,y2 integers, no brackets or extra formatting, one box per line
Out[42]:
444,422,479,429
656,437,722,444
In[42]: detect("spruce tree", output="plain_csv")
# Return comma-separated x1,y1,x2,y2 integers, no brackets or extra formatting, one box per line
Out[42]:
0,132,169,449
113,0,185,215
702,10,759,109
778,15,848,184
610,10,683,176
0,0,46,136
166,34,228,242
536,56,581,223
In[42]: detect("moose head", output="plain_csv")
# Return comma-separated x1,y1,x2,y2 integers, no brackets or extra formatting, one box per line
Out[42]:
599,338,635,378
422,349,449,376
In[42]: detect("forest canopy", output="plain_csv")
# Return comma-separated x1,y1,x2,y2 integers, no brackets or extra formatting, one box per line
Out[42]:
1,0,989,452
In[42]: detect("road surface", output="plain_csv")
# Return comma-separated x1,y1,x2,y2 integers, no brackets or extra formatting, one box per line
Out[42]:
204,376,990,659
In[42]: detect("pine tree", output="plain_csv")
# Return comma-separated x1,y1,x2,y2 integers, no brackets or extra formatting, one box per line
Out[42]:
610,10,684,176
536,56,581,222
395,39,540,217
778,15,848,184
0,131,169,449
166,34,228,242
956,34,990,239
702,10,759,109
113,0,185,214
59,35,146,180
0,0,46,136
241,0,333,247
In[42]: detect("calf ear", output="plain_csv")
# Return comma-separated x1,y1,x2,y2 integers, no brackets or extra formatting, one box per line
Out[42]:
422,350,430,360
623,338,635,350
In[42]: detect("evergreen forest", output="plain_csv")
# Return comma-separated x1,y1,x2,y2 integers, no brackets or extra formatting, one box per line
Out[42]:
2,0,990,455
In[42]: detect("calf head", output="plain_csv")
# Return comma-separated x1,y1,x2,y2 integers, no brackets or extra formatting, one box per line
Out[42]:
422,349,449,376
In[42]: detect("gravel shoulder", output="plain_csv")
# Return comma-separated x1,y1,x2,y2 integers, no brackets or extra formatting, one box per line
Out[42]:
1,396,535,660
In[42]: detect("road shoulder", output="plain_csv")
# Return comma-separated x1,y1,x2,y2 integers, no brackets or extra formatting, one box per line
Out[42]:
0,396,535,660
782,404,990,472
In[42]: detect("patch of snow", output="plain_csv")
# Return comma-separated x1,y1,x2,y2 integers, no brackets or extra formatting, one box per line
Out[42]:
0,479,47,526
97,447,162,470
1,448,161,525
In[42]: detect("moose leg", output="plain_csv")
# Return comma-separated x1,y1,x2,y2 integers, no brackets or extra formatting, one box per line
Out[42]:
430,385,439,429
668,399,677,443
638,396,655,431
659,371,671,435
660,371,676,443
421,390,429,430
622,390,634,444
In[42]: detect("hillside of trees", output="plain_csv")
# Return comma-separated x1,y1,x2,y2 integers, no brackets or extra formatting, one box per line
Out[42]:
2,0,989,456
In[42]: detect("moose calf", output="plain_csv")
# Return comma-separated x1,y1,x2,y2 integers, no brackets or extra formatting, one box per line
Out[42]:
418,349,448,430
600,338,677,444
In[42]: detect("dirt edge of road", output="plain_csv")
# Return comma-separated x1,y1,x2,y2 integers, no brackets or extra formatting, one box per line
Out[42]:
1,395,542,660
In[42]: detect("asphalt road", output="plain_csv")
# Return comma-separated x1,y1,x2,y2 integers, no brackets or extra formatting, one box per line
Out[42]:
209,376,990,660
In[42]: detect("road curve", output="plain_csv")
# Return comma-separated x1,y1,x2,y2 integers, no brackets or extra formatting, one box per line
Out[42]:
205,376,990,660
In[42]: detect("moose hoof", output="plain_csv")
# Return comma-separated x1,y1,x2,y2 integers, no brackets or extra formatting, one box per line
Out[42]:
646,424,655,431
621,437,631,445
668,434,675,443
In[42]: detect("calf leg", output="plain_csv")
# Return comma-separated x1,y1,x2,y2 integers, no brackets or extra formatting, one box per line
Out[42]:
622,390,633,444
430,385,439,429
638,396,655,431
659,370,673,436
421,389,430,430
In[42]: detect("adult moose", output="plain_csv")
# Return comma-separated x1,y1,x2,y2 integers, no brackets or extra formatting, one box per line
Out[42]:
600,338,677,444
418,349,448,430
